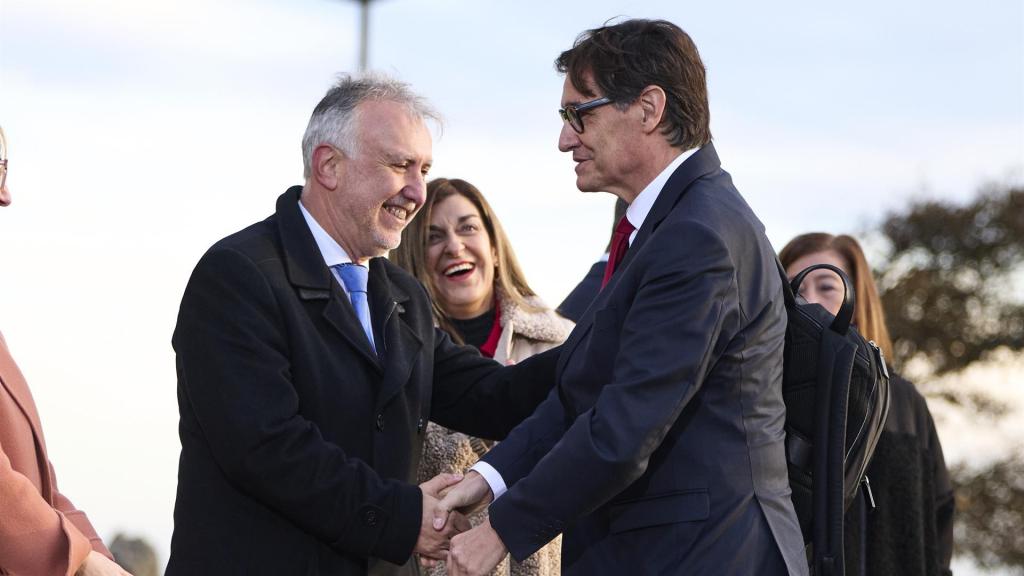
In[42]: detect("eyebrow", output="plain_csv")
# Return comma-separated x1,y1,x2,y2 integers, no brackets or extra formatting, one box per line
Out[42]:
428,214,481,231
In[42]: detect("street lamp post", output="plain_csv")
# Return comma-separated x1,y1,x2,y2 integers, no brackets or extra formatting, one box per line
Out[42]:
357,0,370,71
339,0,381,71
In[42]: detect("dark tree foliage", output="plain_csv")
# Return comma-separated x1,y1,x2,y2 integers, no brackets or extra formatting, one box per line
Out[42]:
875,185,1024,375
873,183,1024,571
951,456,1024,572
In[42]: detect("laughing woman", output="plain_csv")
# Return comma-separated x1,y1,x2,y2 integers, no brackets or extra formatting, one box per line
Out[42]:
392,177,571,576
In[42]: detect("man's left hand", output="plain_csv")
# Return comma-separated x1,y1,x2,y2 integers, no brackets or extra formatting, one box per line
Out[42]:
447,517,508,576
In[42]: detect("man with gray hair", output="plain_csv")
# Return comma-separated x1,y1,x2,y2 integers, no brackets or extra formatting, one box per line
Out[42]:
168,74,555,575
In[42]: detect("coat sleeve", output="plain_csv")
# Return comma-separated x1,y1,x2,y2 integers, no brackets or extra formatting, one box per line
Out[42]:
485,221,736,561
50,460,113,559
173,246,422,565
428,332,561,442
0,443,95,576
925,403,955,574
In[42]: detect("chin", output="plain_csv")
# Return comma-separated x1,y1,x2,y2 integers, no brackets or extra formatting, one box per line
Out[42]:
575,177,601,193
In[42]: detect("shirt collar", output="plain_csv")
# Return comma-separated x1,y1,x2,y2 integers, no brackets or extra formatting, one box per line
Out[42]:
298,200,354,267
624,146,699,245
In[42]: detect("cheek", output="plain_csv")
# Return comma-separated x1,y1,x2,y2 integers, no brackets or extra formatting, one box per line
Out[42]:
823,293,844,317
425,246,445,282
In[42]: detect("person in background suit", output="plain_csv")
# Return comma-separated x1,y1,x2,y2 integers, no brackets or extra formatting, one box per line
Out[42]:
392,177,572,576
434,19,808,576
556,198,627,322
168,74,557,576
780,233,954,576
0,126,132,576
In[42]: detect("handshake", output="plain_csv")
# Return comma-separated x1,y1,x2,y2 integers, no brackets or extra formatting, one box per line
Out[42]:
415,471,509,575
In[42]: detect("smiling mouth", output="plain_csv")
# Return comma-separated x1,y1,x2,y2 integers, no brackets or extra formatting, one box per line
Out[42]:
443,262,476,279
383,204,410,221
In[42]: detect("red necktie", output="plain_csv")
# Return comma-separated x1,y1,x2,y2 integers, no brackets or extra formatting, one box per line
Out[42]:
601,215,636,288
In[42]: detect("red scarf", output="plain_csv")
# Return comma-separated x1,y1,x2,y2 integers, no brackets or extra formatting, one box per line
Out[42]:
478,299,503,358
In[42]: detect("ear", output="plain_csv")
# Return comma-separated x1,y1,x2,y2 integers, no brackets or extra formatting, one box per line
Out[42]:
312,144,342,190
637,85,667,135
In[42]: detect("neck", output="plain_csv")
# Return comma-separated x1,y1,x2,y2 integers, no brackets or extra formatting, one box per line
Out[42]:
446,301,493,320
301,184,370,265
618,142,684,203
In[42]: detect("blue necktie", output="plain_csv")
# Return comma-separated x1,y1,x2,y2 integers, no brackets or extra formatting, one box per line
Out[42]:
335,263,376,353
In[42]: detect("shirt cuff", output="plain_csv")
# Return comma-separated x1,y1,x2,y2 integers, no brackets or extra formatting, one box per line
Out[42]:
469,461,507,500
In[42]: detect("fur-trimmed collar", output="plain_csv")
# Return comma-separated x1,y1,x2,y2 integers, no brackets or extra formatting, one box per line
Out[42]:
498,291,573,344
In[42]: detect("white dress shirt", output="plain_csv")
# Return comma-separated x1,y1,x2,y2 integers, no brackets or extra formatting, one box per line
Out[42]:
298,200,357,296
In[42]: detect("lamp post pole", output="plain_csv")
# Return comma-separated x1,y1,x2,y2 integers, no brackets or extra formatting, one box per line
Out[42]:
357,0,369,71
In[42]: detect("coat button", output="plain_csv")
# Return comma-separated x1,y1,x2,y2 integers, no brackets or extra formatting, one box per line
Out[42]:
362,509,378,526
376,413,384,432
417,418,425,434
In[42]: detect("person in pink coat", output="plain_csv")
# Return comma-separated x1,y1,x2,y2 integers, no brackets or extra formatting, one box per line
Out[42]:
0,126,132,576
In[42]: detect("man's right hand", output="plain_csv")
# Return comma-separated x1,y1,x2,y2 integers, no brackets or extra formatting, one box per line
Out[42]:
76,550,133,576
432,470,493,531
415,473,472,561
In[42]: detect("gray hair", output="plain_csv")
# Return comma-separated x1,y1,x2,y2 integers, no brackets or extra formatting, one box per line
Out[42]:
301,72,441,178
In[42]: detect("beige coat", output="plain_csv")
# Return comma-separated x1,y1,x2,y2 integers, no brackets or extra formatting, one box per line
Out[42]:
418,295,573,576
0,332,111,576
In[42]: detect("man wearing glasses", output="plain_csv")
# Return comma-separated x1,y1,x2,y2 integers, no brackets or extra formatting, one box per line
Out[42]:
436,20,808,576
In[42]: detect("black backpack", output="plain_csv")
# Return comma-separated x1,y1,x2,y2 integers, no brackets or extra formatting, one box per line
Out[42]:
776,261,891,576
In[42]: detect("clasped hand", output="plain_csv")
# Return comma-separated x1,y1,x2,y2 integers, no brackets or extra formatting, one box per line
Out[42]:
427,471,508,576
415,473,472,561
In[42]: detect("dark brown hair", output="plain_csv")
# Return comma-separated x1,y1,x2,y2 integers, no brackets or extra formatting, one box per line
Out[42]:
779,233,894,361
556,19,712,149
391,178,538,343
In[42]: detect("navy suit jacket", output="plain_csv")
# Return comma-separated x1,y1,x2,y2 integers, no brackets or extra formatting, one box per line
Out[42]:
557,261,605,323
483,145,808,576
168,187,556,575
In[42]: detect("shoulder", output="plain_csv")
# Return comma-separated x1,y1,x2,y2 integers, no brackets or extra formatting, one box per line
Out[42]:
890,374,931,416
887,373,940,438
501,294,574,345
206,215,281,265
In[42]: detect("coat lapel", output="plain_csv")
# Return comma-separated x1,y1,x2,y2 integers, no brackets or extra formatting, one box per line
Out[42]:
275,186,381,369
368,259,423,411
0,338,54,496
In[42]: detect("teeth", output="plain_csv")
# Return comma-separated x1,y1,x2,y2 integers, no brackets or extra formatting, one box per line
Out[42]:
384,205,408,220
444,262,474,276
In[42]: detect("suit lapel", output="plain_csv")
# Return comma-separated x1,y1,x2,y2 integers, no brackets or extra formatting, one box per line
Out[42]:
627,143,722,257
368,259,423,411
275,186,381,369
555,282,612,379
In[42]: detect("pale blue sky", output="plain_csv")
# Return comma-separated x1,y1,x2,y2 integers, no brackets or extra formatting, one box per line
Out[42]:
1,0,1021,570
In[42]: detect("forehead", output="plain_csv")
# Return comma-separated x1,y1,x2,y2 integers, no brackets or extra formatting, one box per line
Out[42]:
560,73,598,105
788,249,849,278
430,194,481,224
354,100,432,156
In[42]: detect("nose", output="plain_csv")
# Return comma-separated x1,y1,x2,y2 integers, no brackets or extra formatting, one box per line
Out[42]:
403,169,427,207
558,122,579,153
442,231,464,256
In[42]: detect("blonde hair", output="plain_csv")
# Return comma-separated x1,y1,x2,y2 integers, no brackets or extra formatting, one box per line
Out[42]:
391,178,540,343
779,233,894,361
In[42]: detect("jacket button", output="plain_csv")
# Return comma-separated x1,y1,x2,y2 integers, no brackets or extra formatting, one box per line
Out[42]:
417,418,425,434
376,413,384,432
362,509,378,526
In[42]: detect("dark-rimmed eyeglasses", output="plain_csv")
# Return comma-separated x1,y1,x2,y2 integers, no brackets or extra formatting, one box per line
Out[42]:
559,96,613,134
